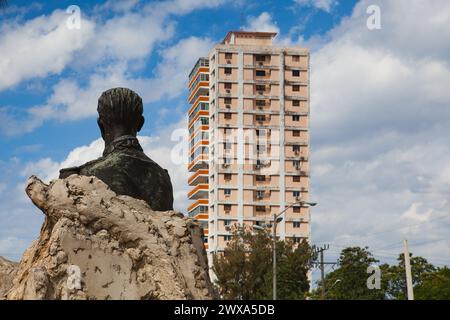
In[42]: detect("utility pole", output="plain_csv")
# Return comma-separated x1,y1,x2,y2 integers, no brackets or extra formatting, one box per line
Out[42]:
313,244,329,300
403,239,414,300
254,200,317,300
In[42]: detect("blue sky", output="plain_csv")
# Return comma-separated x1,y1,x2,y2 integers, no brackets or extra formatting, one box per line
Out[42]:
1,0,450,275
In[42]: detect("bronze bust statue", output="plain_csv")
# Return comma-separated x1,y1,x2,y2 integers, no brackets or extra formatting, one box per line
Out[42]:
59,87,174,211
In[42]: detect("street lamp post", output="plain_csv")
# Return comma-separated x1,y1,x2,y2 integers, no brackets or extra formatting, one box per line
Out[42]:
254,200,317,300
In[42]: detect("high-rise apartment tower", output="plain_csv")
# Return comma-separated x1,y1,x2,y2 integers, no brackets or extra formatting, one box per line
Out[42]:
188,31,311,261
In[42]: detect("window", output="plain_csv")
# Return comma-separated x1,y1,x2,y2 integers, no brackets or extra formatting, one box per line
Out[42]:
293,206,301,213
256,85,266,92
255,70,266,77
293,145,301,152
256,129,266,137
224,235,232,241
293,176,301,182
256,191,265,198
293,130,300,137
293,237,301,244
223,142,231,150
293,191,301,198
203,237,208,243
224,173,232,181
257,145,266,152
224,82,232,89
225,52,232,60
224,219,231,226
224,67,232,75
293,160,301,168
292,115,300,121
224,189,231,196
256,175,266,182
292,100,300,107
256,100,266,107
256,115,266,122
224,97,232,104
292,85,300,92
293,221,301,228
224,113,232,120
255,55,266,62
292,70,300,77
256,206,266,212
292,55,300,62
224,204,232,211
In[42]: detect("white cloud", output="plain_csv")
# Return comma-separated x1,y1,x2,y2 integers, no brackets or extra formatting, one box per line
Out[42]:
243,12,280,33
23,36,214,126
307,0,450,265
401,203,433,222
0,10,95,91
295,0,337,12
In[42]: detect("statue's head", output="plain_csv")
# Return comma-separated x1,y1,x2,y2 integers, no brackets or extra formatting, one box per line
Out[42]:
97,87,145,144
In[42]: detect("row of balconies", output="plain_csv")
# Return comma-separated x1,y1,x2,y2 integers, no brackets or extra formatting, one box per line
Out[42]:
214,52,308,69
211,83,308,97
212,189,308,203
212,100,309,114
215,113,308,127
213,68,308,83
213,203,311,220
213,173,309,186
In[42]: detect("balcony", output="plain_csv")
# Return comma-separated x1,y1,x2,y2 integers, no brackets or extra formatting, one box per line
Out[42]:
188,184,209,200
188,102,209,122
189,73,209,93
189,58,209,82
188,154,209,171
188,205,209,219
188,199,209,213
188,85,209,104
188,169,209,186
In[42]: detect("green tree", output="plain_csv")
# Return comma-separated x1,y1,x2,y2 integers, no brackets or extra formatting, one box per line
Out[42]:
313,247,385,300
382,253,436,300
415,267,450,300
212,225,313,300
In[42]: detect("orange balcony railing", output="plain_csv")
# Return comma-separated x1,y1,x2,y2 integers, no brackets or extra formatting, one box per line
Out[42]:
188,184,208,199
188,110,209,129
188,67,209,88
188,199,208,212
188,154,208,171
188,96,209,116
188,82,209,103
188,169,209,185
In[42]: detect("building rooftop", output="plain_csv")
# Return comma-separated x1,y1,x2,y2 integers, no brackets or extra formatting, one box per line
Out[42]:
222,31,278,45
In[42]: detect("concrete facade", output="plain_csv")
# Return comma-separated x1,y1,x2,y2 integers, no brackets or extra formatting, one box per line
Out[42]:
187,31,311,263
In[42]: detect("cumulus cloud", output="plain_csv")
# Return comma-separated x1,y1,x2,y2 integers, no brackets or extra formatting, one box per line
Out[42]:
0,36,213,135
307,0,450,264
0,9,95,91
243,12,280,33
0,0,218,135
